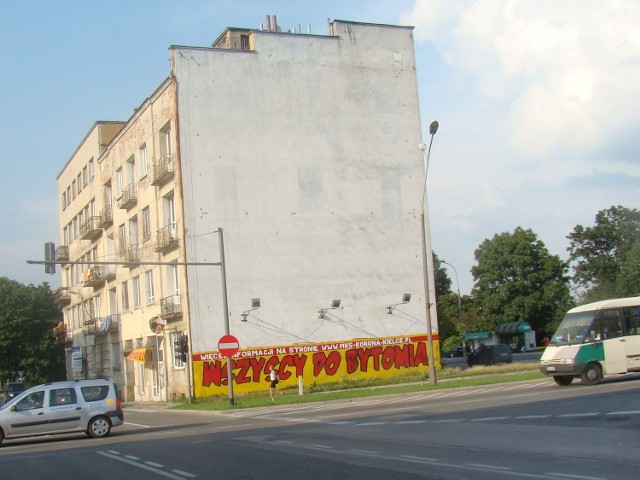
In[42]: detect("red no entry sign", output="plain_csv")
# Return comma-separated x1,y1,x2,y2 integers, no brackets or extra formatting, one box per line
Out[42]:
218,334,240,357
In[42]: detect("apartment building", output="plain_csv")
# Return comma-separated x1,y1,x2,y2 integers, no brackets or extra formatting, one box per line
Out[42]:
55,19,440,402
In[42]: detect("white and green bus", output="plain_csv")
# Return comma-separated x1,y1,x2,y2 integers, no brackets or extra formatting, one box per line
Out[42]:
540,296,640,386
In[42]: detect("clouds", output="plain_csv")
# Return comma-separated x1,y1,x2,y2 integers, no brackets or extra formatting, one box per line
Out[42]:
405,0,640,160
401,0,640,292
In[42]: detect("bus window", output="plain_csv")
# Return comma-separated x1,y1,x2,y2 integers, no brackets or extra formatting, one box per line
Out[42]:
623,307,640,336
600,309,622,339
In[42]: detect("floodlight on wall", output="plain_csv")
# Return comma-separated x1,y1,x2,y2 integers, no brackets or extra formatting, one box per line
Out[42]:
318,299,342,318
241,298,261,322
387,293,412,314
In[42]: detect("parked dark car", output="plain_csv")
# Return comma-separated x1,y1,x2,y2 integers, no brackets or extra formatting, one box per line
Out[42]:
467,344,513,367
447,345,470,358
3,382,26,403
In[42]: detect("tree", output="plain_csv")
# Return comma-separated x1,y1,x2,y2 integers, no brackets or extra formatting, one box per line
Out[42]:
567,205,640,300
471,227,572,335
0,277,66,385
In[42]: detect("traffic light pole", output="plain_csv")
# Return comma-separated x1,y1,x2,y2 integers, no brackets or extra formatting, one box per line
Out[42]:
29,228,232,406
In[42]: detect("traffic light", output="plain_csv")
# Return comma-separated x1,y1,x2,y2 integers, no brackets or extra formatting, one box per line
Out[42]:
175,335,188,363
44,242,56,274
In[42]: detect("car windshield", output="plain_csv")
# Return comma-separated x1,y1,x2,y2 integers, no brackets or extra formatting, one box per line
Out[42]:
550,311,597,345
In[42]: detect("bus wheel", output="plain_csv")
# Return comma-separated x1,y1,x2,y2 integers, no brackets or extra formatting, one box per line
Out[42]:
581,363,602,386
553,376,573,386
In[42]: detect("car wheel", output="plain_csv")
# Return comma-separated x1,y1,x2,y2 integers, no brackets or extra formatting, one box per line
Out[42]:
0,428,4,446
553,375,573,386
87,416,112,438
580,363,602,386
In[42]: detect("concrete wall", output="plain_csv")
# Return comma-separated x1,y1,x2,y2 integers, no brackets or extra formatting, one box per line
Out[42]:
172,20,436,354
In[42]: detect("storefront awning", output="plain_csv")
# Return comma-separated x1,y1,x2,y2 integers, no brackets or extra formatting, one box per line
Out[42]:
496,321,532,335
126,348,147,363
464,331,492,340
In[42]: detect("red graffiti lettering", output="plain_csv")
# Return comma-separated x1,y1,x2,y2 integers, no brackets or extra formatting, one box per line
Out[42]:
202,360,223,387
312,351,341,376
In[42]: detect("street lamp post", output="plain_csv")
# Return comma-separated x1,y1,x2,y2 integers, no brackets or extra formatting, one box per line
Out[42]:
419,120,439,385
442,260,466,360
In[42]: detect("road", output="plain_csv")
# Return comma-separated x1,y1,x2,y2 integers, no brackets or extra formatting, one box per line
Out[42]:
1,374,639,479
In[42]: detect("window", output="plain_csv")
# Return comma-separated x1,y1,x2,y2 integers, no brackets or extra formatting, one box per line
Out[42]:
77,173,82,193
170,332,185,369
62,191,67,210
83,165,88,188
118,224,126,254
126,155,135,185
139,143,148,178
116,167,123,198
50,387,77,406
145,271,154,305
72,179,77,199
141,207,151,242
16,391,44,411
129,215,139,247
132,276,141,309
81,385,109,402
66,186,71,205
624,307,640,336
159,122,172,157
88,158,94,180
121,281,129,311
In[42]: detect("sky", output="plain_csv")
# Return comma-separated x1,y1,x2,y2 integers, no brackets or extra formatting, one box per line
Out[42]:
1,0,638,295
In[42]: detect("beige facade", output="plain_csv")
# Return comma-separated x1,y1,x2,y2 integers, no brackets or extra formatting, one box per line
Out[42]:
55,19,439,402
56,80,191,402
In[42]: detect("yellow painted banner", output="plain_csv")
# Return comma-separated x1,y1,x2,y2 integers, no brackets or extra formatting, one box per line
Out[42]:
192,334,440,398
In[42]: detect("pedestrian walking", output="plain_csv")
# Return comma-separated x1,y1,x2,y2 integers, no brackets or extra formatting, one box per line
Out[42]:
269,366,284,400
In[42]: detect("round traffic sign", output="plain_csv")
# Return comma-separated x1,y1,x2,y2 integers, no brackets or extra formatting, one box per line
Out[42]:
218,334,240,357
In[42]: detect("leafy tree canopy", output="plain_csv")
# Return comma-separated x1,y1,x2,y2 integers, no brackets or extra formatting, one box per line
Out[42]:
471,227,572,335
0,277,65,385
567,205,640,301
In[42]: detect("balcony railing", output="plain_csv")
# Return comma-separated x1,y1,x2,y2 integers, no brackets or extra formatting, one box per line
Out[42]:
160,294,182,319
151,154,175,186
120,244,140,267
117,184,137,209
96,314,119,335
155,223,179,253
83,318,99,335
55,245,69,261
80,216,103,240
98,205,113,228
53,322,73,343
83,266,111,288
53,287,71,305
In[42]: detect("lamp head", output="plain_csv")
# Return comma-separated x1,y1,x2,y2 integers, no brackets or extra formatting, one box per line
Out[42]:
429,120,439,135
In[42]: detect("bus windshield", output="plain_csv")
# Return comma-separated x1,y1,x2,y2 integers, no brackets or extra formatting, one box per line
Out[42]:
550,311,597,345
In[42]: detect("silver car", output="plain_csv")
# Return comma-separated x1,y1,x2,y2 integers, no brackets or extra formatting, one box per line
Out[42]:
0,379,123,445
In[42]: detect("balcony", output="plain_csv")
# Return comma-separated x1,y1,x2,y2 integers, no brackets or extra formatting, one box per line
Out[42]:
83,266,111,288
83,318,99,335
151,153,175,186
98,205,113,228
155,224,179,253
80,216,103,241
160,294,182,320
53,321,72,344
121,244,140,267
117,184,137,210
53,287,71,305
96,314,119,335
55,245,69,261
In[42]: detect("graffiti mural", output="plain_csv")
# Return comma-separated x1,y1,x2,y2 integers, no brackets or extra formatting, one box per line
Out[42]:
192,334,440,397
